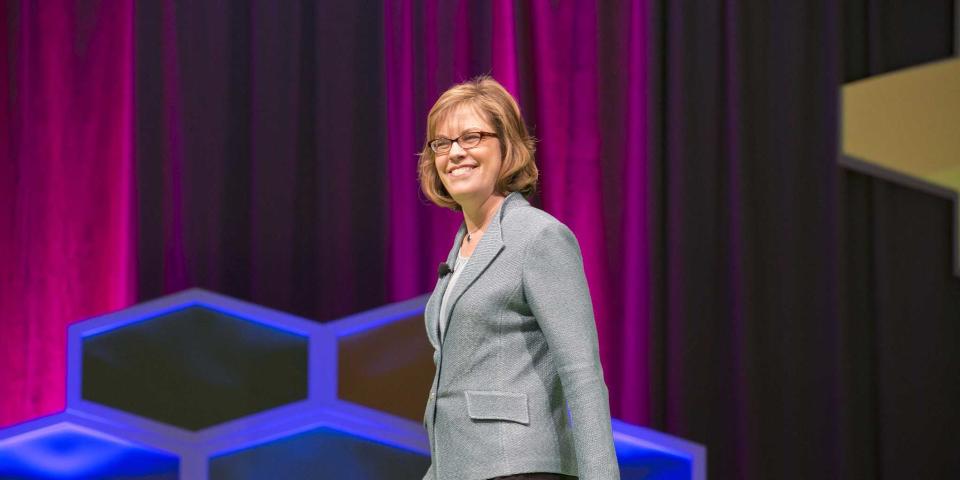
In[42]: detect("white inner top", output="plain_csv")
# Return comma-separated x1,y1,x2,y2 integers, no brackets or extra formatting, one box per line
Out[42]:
438,253,470,341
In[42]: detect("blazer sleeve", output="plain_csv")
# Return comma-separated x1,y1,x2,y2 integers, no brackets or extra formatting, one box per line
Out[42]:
522,222,621,479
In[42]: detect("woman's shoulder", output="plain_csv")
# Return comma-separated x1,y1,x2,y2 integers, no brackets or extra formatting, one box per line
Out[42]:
502,201,576,245
504,200,557,228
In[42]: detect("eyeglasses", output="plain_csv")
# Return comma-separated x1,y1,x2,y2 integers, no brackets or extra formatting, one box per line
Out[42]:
428,131,498,155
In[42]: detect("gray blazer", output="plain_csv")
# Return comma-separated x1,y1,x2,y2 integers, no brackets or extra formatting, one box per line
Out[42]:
422,191,620,480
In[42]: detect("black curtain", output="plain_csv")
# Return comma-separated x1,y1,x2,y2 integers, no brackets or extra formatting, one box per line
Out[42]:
649,1,960,478
843,0,956,81
648,1,843,478
839,1,960,474
840,159,960,479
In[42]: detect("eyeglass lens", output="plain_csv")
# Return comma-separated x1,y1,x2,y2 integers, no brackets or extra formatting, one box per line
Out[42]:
432,132,483,154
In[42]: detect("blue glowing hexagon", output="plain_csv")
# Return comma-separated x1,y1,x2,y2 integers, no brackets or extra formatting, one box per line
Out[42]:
0,412,179,479
612,419,706,480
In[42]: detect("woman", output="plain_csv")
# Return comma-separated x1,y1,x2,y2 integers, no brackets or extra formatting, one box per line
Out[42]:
419,76,620,480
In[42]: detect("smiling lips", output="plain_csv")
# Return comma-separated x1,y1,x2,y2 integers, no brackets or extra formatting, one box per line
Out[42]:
448,165,477,178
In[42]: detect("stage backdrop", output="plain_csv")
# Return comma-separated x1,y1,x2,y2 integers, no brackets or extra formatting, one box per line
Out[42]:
2,1,958,479
130,0,654,428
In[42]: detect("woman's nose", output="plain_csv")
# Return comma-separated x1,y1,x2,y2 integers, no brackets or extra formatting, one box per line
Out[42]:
448,140,467,159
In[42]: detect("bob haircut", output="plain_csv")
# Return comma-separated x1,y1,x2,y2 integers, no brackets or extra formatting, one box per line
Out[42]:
418,76,538,211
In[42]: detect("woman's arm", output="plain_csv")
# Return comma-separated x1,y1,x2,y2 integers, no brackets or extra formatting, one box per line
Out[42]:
522,222,620,480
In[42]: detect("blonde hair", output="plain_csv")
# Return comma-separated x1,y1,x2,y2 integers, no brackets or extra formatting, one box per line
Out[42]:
418,76,538,210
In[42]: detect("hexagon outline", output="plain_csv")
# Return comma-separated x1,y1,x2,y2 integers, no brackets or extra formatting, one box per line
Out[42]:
67,288,334,442
200,405,430,466
323,293,430,337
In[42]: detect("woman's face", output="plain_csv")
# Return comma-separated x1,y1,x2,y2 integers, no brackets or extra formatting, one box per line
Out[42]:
433,105,502,207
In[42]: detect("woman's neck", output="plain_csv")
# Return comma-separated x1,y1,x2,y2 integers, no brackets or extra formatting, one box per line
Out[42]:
461,193,505,234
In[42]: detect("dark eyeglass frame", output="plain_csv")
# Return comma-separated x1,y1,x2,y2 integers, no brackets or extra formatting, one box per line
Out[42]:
428,131,498,155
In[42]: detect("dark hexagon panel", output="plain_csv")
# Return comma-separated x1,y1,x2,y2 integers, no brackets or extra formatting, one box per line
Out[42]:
208,426,430,480
333,299,435,422
82,304,309,431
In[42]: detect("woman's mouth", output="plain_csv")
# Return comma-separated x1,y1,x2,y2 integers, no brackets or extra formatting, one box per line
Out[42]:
448,165,476,178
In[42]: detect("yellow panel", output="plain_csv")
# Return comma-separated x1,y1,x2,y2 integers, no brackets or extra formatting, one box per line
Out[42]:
843,58,959,275
842,58,960,181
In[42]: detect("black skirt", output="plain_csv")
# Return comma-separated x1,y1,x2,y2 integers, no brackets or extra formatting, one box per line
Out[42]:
489,474,577,480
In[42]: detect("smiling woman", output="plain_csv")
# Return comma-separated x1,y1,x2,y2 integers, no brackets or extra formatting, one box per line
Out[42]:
418,77,538,215
416,77,619,480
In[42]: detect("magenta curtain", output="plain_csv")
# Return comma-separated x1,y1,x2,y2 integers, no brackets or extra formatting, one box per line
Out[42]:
0,0,135,427
384,0,653,424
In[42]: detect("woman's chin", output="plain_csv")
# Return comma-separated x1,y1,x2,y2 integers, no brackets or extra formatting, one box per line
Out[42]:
448,188,485,205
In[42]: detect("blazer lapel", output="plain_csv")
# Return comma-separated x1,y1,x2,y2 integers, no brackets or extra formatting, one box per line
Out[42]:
426,222,466,349
441,194,524,344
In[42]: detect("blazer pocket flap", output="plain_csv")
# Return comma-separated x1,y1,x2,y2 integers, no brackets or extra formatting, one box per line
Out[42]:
464,390,529,425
